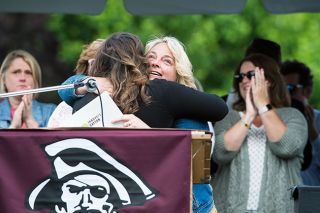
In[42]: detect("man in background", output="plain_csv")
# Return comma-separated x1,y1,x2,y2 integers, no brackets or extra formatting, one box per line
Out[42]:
281,60,320,185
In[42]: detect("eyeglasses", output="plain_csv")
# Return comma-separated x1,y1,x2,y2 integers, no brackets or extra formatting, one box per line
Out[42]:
234,70,255,82
287,84,303,93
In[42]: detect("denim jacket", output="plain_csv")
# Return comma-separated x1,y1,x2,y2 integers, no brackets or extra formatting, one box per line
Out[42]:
0,98,56,128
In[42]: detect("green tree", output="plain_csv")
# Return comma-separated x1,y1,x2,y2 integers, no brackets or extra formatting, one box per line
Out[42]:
47,0,320,107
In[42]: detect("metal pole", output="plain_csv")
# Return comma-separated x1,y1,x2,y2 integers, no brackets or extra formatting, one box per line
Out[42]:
0,83,81,98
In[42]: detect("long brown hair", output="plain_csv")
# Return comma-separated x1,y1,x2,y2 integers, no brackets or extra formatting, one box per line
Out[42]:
233,53,290,111
89,32,151,113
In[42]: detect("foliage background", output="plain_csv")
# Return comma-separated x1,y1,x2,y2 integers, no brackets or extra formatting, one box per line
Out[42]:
0,0,319,107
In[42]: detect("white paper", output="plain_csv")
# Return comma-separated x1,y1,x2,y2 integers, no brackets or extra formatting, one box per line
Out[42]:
63,92,123,127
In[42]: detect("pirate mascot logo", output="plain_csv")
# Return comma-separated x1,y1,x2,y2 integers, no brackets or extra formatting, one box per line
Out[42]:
26,138,158,213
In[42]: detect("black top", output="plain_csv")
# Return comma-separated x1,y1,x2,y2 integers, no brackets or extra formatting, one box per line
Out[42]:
73,79,228,128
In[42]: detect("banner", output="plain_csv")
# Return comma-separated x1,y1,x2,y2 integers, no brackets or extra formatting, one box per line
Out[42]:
0,128,192,213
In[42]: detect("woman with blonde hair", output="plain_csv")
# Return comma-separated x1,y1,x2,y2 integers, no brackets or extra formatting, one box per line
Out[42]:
0,49,56,128
58,32,227,126
144,36,217,213
74,39,105,74
145,36,196,89
58,35,221,213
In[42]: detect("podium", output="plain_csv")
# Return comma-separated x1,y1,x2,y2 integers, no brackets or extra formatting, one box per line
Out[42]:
0,128,211,213
191,131,212,184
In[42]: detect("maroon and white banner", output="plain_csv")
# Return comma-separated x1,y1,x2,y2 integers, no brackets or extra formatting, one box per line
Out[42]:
0,129,192,213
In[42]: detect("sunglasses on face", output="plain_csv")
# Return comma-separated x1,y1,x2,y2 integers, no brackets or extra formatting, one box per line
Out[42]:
287,84,303,93
234,70,255,82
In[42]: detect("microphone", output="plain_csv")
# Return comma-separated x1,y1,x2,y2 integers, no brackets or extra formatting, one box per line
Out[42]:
72,78,105,126
86,78,97,93
73,78,97,93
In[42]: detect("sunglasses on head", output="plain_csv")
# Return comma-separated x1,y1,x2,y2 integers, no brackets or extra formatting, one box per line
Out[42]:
234,70,255,82
287,84,303,93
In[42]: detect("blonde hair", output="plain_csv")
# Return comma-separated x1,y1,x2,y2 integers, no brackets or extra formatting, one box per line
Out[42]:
74,39,104,74
0,49,41,97
145,36,196,89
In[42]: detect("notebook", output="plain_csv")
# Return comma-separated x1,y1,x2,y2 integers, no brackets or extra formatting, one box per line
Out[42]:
63,92,123,127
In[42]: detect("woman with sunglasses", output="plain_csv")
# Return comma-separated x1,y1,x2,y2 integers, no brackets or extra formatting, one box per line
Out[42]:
212,53,308,213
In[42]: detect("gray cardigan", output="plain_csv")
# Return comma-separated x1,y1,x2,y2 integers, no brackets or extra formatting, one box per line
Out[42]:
212,107,307,213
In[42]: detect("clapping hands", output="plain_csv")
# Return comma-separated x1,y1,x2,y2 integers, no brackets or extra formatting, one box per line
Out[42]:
10,92,39,128
245,68,270,119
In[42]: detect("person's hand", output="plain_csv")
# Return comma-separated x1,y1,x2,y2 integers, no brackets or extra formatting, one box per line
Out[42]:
251,68,270,110
21,94,33,121
245,86,257,121
9,101,24,128
21,91,39,128
112,114,150,128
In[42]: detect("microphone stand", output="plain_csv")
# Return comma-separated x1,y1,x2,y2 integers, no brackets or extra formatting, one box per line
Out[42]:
0,80,107,127
0,82,84,98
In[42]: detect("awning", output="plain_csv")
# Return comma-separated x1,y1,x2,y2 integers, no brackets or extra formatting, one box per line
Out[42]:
1,0,320,15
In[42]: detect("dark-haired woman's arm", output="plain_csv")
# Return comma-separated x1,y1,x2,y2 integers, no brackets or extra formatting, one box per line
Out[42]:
154,79,228,123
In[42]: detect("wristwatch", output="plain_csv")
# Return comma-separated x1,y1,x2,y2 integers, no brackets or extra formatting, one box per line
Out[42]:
258,104,272,114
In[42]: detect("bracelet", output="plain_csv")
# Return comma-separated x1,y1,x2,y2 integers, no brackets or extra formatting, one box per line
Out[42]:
241,120,251,129
258,104,272,114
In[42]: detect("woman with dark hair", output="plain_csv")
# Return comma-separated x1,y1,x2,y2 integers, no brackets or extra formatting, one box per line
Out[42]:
58,33,224,212
47,39,104,127
212,53,307,212
59,32,228,128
